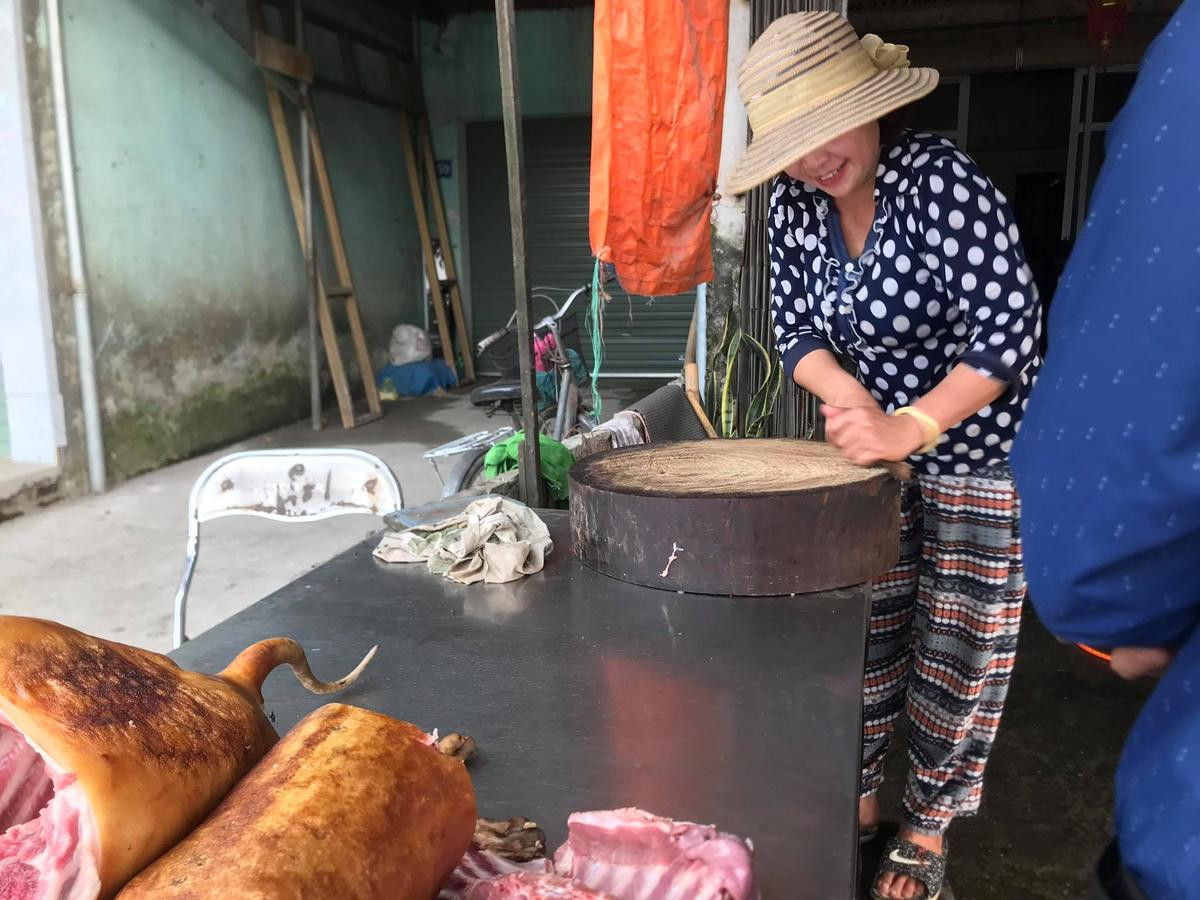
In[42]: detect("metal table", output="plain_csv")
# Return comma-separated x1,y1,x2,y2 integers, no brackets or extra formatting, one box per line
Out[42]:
172,511,870,898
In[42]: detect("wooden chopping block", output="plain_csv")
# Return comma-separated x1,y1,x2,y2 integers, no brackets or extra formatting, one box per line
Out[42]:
570,439,901,596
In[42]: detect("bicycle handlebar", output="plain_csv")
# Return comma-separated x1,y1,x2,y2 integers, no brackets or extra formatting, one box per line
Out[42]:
476,266,614,354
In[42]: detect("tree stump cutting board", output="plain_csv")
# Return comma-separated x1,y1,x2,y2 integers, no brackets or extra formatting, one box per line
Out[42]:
570,439,901,596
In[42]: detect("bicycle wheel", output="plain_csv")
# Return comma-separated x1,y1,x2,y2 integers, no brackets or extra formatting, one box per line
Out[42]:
441,449,490,498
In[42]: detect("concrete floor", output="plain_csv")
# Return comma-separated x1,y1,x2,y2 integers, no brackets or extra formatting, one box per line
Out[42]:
863,614,1153,898
0,383,1153,897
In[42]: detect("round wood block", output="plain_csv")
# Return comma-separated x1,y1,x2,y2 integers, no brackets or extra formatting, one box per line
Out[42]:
570,439,901,596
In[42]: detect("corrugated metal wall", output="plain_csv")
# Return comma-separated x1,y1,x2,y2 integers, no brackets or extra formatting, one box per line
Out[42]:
466,117,695,375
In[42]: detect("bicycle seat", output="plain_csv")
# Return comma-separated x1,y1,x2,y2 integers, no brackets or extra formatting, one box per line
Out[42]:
470,380,524,406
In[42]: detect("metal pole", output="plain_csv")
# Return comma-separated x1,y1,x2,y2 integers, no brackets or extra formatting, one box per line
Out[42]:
1061,67,1085,240
296,0,320,429
48,0,106,491
956,75,972,150
494,0,546,507
1075,67,1098,237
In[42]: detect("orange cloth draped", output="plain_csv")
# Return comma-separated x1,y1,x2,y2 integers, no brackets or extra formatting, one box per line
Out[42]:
589,0,730,296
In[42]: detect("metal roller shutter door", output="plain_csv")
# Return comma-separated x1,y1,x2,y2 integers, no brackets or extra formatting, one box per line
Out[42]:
465,117,694,376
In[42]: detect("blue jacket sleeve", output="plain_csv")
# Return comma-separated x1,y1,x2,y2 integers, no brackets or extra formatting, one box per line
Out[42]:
1009,19,1200,649
767,178,832,377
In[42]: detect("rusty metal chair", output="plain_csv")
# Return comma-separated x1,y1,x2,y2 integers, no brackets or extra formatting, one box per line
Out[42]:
172,448,404,649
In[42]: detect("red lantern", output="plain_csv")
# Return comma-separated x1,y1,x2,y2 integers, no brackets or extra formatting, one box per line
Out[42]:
1088,0,1129,57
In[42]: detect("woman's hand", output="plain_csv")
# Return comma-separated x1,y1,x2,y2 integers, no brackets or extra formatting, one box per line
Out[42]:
821,404,926,466
1110,647,1174,680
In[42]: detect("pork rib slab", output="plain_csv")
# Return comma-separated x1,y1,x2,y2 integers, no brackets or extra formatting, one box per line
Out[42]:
0,713,100,900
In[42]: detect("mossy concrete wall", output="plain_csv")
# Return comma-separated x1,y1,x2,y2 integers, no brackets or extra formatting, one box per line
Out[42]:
36,0,419,484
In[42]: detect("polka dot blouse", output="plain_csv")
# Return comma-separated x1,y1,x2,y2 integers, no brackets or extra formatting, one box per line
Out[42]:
768,130,1043,475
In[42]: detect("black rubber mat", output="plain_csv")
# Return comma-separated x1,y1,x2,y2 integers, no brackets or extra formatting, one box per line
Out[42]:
626,382,712,443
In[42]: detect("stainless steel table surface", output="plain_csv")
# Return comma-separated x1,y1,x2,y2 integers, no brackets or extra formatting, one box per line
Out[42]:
171,510,870,898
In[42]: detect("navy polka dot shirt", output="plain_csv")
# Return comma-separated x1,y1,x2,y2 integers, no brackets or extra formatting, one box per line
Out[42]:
768,130,1043,475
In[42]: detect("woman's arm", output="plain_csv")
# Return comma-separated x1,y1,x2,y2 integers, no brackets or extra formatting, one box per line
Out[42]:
822,365,1004,466
766,180,864,404
928,153,1042,394
826,150,1041,466
911,364,1005,433
792,349,879,408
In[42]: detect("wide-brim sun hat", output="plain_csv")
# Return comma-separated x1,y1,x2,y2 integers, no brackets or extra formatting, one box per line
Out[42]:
726,11,939,195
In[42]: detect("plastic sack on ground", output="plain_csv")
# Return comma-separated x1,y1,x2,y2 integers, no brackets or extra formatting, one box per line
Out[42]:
589,0,730,296
389,324,433,366
377,360,457,399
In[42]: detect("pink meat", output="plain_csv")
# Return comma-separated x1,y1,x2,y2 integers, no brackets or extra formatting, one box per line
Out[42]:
553,809,756,900
461,873,612,899
0,713,99,900
441,811,757,900
439,849,555,899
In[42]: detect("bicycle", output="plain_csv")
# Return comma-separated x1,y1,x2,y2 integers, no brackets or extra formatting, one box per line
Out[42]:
424,274,605,498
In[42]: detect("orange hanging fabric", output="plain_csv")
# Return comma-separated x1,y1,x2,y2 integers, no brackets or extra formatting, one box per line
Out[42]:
589,0,729,296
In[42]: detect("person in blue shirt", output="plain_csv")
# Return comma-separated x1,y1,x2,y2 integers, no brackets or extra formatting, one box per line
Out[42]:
1009,3,1200,897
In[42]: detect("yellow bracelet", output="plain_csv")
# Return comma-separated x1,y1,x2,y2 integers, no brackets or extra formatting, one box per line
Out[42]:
892,406,942,454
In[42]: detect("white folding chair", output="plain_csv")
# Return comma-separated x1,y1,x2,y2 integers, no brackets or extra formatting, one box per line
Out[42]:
172,448,404,649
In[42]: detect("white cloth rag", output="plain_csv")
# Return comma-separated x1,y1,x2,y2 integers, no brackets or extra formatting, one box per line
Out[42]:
373,497,552,585
589,410,647,448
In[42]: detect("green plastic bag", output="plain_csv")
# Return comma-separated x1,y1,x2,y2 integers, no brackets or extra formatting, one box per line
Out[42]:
483,431,574,501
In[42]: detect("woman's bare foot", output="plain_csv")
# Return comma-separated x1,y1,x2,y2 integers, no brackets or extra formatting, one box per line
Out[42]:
873,828,944,899
859,794,881,834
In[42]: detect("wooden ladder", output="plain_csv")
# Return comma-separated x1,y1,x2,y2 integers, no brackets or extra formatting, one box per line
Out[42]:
248,0,382,429
399,113,476,386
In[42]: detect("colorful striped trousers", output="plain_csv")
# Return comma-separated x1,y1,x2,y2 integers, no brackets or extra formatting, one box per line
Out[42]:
861,465,1026,835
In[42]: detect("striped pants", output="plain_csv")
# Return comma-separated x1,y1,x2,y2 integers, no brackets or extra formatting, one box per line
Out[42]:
860,465,1026,836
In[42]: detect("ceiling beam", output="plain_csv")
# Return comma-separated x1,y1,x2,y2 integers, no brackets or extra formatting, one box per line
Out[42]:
421,0,596,17
892,14,1173,74
849,0,1179,33
260,0,421,57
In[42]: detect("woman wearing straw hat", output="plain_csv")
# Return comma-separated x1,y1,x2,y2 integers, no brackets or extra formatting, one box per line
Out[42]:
728,11,1043,900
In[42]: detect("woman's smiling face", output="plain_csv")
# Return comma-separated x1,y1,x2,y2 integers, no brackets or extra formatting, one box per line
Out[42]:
783,121,882,198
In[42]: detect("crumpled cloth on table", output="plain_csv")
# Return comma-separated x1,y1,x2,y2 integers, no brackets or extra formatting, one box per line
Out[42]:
373,497,552,585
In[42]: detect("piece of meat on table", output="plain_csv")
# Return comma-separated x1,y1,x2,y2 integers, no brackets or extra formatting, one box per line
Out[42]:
462,873,613,899
120,704,477,900
441,810,757,900
0,616,374,899
440,848,555,899
0,715,97,900
554,809,757,900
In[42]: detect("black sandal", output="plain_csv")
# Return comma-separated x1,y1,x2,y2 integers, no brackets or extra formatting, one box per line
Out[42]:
870,836,947,900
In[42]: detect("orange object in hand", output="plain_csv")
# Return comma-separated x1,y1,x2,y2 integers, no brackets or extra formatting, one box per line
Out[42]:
590,0,730,296
1078,644,1113,662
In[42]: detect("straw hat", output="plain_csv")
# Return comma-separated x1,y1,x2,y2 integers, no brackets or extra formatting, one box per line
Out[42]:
726,11,939,195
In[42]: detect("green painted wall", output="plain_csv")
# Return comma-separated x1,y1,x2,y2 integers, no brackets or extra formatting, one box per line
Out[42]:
61,0,419,481
313,94,421,347
420,8,594,285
